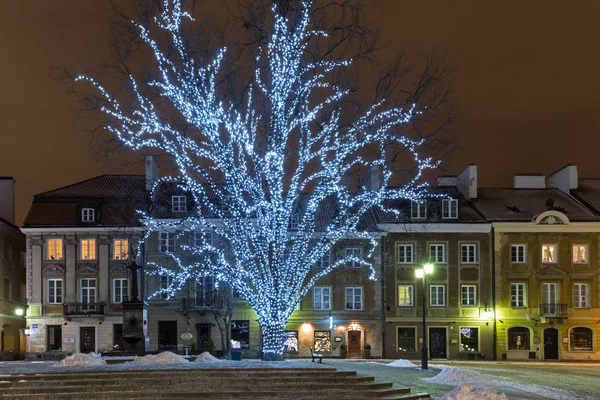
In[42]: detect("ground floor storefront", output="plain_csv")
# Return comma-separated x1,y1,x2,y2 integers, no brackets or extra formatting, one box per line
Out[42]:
0,313,26,360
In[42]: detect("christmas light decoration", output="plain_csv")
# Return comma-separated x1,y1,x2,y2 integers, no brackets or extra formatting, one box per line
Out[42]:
78,0,437,360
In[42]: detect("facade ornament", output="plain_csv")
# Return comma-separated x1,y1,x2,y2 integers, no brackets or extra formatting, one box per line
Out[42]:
43,265,65,275
76,264,98,274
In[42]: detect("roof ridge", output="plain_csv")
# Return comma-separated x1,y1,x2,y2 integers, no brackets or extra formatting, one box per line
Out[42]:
35,174,145,197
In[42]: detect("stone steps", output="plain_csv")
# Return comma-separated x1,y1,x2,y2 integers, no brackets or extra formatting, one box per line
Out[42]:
0,367,430,400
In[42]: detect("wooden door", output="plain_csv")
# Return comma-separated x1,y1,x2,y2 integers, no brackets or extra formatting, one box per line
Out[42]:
347,331,362,358
196,324,211,353
80,327,95,353
429,328,447,359
544,328,559,360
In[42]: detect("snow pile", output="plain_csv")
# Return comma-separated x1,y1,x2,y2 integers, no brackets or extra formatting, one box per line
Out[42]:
53,352,106,367
422,367,494,386
385,359,417,368
441,385,508,400
195,352,221,362
129,351,189,365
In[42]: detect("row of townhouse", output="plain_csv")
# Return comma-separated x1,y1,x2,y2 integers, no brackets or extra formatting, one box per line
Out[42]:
18,160,600,361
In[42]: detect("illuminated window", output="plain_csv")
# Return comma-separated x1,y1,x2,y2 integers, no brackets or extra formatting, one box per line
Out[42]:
171,195,187,212
46,239,63,260
314,330,331,352
397,244,414,264
442,199,458,219
541,244,557,263
507,327,530,350
159,232,175,253
113,239,129,260
460,327,479,352
80,239,96,260
573,283,589,308
397,327,416,352
461,244,477,263
282,331,299,352
572,245,588,264
82,208,95,222
430,285,445,306
511,283,526,308
113,278,128,303
345,287,363,310
345,247,362,269
231,320,250,348
570,327,593,351
461,285,477,306
411,200,427,219
314,250,330,269
47,279,63,304
398,285,414,306
511,244,526,263
313,287,331,310
429,243,446,263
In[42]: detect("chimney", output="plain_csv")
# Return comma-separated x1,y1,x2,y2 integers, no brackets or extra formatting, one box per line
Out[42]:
0,177,16,225
513,174,545,189
457,165,477,199
436,176,457,187
145,155,160,192
547,164,578,193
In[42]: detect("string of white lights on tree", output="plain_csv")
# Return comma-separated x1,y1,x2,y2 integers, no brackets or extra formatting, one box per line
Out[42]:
78,0,437,360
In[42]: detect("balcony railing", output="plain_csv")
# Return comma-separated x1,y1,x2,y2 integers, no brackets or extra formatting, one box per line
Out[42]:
540,303,568,318
63,303,106,316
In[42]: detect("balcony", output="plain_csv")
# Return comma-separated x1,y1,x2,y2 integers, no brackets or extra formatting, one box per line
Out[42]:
540,303,568,319
63,303,106,316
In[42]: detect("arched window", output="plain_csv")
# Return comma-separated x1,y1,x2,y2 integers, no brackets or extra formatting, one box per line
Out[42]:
570,327,593,351
507,326,530,350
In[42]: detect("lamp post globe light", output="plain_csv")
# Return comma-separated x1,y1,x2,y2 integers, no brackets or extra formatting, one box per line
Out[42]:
415,262,434,370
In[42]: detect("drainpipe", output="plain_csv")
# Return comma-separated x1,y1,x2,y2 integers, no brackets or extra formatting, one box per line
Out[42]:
380,236,386,359
491,226,497,361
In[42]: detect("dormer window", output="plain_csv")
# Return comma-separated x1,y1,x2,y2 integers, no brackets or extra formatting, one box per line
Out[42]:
442,199,458,219
411,200,427,219
82,208,95,222
172,195,187,212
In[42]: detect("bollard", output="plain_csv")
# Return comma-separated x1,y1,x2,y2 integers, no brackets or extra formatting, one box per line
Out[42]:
9,351,13,361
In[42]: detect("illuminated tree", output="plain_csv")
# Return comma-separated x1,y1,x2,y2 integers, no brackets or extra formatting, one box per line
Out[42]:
77,0,444,360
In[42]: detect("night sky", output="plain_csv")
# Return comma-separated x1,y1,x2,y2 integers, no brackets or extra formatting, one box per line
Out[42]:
1,1,600,225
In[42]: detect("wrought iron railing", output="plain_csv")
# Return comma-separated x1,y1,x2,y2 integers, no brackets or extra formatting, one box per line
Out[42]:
63,303,105,316
540,303,567,318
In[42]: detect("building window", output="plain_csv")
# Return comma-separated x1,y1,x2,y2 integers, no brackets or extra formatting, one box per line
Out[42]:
113,278,128,303
160,275,173,299
289,212,300,230
570,327,593,351
411,200,427,219
572,245,588,264
314,330,331,352
511,283,526,308
82,208,95,222
47,325,62,351
345,287,363,310
430,285,445,306
541,244,557,263
397,244,414,264
47,279,63,304
507,327,530,351
314,250,331,269
3,242,11,262
460,327,479,352
511,245,526,263
345,247,362,269
397,327,416,352
442,199,458,219
171,195,187,212
461,244,477,263
3,277,11,300
231,320,250,348
80,278,96,306
573,283,589,308
194,231,215,248
159,232,175,253
313,287,331,310
195,276,216,306
461,285,477,306
429,243,446,263
46,239,63,260
113,239,129,260
398,285,414,306
80,239,96,260
541,282,558,305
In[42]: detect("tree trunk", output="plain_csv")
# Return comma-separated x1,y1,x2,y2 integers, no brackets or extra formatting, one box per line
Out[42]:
260,321,285,361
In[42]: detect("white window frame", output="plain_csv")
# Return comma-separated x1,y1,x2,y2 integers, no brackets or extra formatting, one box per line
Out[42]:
47,279,63,304
112,239,129,260
573,283,589,308
461,244,477,264
160,275,174,299
80,278,97,307
113,278,128,303
411,200,427,219
442,199,458,219
430,285,446,306
397,243,414,264
46,238,63,261
171,195,187,212
572,245,588,264
315,250,331,269
345,287,363,310
79,239,97,261
82,208,95,222
313,287,331,311
511,244,526,264
429,243,446,264
345,247,363,269
511,283,527,308
541,282,558,305
159,232,175,253
541,244,557,264
398,285,414,306
461,285,477,306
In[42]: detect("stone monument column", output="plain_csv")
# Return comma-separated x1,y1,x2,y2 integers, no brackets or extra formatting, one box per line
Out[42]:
122,261,150,353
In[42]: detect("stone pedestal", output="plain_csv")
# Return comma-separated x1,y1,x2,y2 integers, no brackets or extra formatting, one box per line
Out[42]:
122,301,150,353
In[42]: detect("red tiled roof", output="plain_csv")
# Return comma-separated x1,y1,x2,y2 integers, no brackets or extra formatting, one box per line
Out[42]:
35,175,146,199
23,203,78,226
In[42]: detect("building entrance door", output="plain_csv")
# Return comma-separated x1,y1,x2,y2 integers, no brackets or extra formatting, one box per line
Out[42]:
80,327,96,353
544,328,559,360
347,330,362,358
429,328,447,358
196,324,211,353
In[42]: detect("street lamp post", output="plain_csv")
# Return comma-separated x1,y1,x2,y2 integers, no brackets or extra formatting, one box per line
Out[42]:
415,263,434,370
